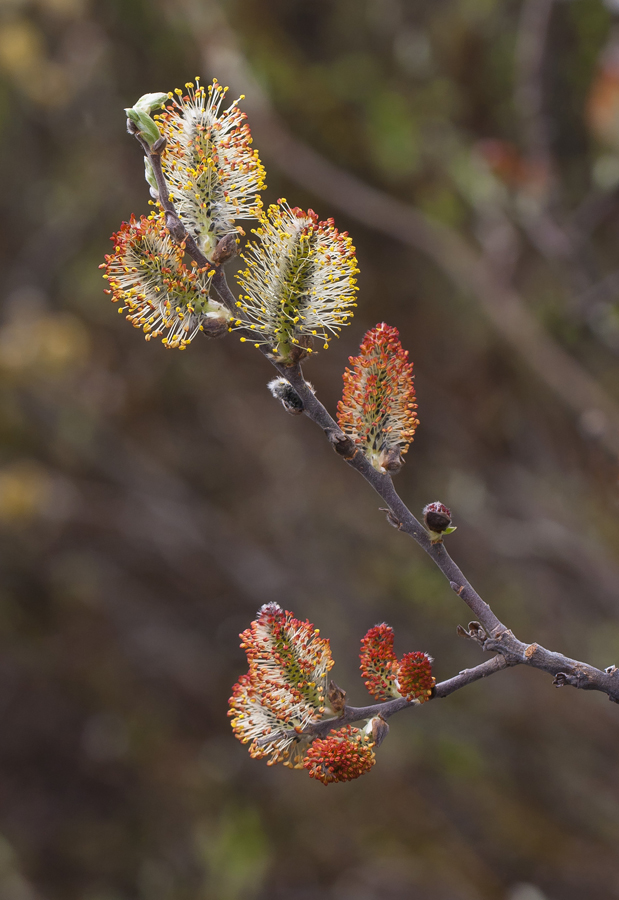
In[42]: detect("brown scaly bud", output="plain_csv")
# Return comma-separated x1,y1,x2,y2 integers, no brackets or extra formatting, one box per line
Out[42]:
327,680,347,714
210,233,240,266
201,317,231,339
423,501,456,543
380,508,402,529
378,447,404,474
370,715,389,747
267,378,314,415
329,431,357,459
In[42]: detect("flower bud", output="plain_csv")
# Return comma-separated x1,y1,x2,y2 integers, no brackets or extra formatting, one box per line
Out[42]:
133,92,168,115
200,315,230,339
423,501,456,542
378,447,404,474
327,680,347,714
368,715,389,747
267,377,315,416
125,106,161,147
359,624,401,701
210,233,239,266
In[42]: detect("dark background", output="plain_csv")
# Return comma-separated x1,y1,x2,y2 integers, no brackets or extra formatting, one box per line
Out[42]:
2,0,619,898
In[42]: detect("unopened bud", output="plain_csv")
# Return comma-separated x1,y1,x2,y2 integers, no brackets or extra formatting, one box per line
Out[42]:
126,106,160,146
267,377,314,415
423,501,456,542
133,92,168,115
201,316,229,339
210,233,240,266
378,447,403,473
368,715,389,747
380,508,402,529
329,431,357,459
125,93,167,146
327,680,347,714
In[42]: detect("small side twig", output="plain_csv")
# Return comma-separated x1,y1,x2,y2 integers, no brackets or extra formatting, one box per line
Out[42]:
128,122,240,318
292,656,511,743
264,351,619,707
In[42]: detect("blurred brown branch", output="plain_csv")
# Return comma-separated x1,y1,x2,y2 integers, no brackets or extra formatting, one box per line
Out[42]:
513,0,599,302
515,0,555,179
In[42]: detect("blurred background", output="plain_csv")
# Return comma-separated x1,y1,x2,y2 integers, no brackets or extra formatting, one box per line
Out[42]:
5,0,619,897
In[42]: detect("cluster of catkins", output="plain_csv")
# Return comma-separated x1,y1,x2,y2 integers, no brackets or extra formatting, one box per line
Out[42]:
102,78,445,784
228,603,434,785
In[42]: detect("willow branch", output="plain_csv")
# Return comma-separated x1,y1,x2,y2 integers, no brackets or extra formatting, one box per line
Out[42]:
170,0,619,459
295,657,512,742
191,261,619,707
128,63,619,715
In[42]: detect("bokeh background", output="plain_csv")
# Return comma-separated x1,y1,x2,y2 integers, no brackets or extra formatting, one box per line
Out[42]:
5,0,619,897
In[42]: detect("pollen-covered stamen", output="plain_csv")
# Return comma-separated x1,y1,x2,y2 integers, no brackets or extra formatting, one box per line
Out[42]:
396,652,435,703
228,675,312,767
234,199,359,362
229,603,335,767
337,323,419,473
359,624,402,701
101,212,230,349
242,602,333,711
303,725,376,785
156,78,266,259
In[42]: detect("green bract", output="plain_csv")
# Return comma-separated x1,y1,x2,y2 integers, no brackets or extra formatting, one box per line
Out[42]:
133,92,168,114
125,93,167,147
